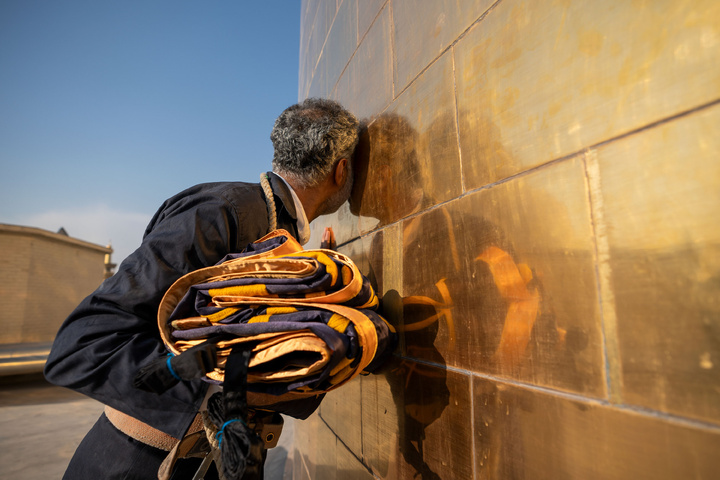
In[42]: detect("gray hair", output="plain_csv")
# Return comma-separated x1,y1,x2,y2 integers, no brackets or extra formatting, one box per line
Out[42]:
271,98,359,187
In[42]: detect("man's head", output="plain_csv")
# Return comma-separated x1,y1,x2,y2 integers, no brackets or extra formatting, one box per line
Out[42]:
270,98,359,221
271,98,360,189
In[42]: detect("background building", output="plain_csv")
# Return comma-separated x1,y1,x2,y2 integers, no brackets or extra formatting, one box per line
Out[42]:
288,0,720,478
0,224,112,376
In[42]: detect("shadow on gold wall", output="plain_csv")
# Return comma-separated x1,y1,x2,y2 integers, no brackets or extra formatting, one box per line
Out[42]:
350,113,596,478
351,115,449,479
350,114,424,227
298,0,720,476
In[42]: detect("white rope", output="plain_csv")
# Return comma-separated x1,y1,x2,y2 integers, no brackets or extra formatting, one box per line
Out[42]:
260,173,277,232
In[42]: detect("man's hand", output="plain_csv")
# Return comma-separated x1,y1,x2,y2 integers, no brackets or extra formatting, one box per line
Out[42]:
169,342,218,380
320,227,336,250
133,343,217,394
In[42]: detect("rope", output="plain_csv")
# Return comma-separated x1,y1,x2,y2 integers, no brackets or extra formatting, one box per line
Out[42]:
201,409,229,480
202,410,220,450
260,173,277,232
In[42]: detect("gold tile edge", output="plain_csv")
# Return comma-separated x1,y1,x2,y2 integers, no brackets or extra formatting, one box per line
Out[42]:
337,97,720,246
394,353,718,431
390,0,501,98
318,405,375,475
469,365,478,480
338,156,581,250
388,0,397,103
450,45,466,194
584,149,623,404
469,369,720,433
357,0,387,46
452,95,720,192
299,440,312,479
382,223,403,298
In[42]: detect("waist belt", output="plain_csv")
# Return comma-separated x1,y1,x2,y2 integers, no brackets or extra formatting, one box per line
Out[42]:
104,406,204,452
105,405,284,480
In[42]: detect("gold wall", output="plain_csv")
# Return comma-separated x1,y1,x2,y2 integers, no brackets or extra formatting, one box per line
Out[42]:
293,0,720,478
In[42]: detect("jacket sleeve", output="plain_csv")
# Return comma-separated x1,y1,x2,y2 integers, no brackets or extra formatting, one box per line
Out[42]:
44,186,264,438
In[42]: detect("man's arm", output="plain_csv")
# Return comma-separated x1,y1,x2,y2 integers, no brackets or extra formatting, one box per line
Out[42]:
44,185,260,438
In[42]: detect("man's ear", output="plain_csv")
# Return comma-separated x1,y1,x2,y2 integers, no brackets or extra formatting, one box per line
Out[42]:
334,158,349,186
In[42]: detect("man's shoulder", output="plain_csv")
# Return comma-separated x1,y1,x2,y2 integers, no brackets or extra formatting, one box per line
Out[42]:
146,181,265,232
163,181,265,209
174,180,260,198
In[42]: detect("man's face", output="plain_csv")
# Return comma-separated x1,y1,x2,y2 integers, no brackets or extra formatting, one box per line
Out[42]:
315,162,354,217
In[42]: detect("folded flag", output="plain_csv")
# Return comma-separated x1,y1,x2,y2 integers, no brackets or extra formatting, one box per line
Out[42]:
132,229,396,478
157,229,396,414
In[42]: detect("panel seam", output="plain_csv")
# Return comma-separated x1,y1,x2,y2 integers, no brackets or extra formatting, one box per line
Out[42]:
583,148,623,404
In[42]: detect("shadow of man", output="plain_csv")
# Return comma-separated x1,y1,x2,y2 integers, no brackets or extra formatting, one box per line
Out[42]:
350,110,589,478
351,113,449,480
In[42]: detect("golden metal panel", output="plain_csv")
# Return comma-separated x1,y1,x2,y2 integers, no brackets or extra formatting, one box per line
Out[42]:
358,0,386,41
290,411,323,479
362,360,473,479
336,230,405,357
454,0,720,189
311,0,337,49
297,411,338,480
337,442,375,480
319,376,363,456
360,371,399,478
306,203,360,251
334,4,393,120
293,454,310,480
300,0,336,99
311,0,357,97
594,105,720,423
318,52,460,246
299,1,313,97
306,45,331,100
350,52,462,232
401,158,605,396
338,232,376,280
304,0,345,98
391,0,494,92
300,0,320,25
474,378,720,479
361,225,408,353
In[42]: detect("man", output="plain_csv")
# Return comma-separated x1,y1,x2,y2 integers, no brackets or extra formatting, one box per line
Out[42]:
44,98,359,479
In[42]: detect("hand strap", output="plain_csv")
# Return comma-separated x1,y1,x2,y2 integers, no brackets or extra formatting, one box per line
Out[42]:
214,345,264,480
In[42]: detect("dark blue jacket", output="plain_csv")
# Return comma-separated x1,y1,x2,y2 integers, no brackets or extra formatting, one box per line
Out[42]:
44,173,300,438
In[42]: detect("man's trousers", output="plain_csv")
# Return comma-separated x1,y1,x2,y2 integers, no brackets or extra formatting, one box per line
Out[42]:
62,413,219,480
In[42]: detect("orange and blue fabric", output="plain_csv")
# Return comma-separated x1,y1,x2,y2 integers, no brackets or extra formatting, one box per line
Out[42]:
157,229,396,411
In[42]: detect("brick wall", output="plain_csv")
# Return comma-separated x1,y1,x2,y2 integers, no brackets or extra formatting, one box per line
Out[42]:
0,225,110,345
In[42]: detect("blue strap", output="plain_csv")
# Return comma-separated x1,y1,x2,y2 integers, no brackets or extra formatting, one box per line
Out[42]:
166,355,182,381
216,419,247,447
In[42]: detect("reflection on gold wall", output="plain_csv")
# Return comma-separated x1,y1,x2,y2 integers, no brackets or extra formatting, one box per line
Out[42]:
294,0,720,478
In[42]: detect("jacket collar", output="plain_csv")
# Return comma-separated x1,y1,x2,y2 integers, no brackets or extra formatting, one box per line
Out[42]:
267,172,297,219
267,172,311,245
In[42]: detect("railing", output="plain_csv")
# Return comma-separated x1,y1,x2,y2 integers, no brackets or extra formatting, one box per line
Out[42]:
0,342,53,376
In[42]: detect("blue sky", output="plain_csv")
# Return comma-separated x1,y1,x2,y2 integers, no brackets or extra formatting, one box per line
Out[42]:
0,1,301,265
